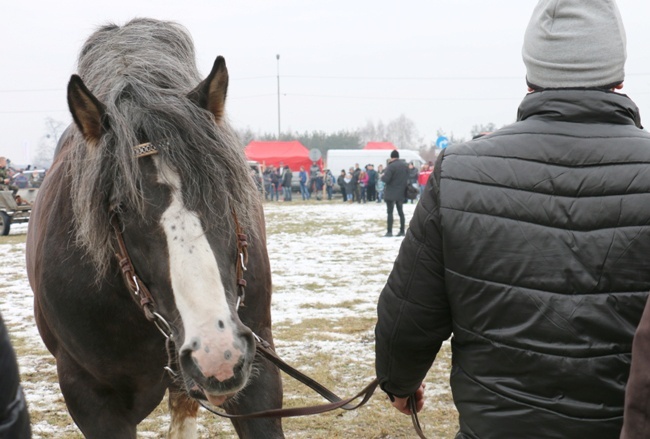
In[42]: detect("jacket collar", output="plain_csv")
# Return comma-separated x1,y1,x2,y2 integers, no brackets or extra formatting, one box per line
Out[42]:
517,89,643,129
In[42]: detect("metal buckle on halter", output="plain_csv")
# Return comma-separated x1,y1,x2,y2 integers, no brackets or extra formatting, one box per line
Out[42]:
236,293,243,311
152,311,173,339
164,366,178,377
132,142,159,158
239,252,247,271
132,275,141,296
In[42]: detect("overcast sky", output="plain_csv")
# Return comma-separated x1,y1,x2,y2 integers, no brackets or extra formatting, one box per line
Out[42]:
3,0,650,165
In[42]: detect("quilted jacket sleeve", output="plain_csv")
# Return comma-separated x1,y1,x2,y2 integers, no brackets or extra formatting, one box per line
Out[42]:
375,153,452,398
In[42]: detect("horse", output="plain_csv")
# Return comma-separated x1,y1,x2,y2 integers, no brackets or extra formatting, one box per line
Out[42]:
25,18,284,438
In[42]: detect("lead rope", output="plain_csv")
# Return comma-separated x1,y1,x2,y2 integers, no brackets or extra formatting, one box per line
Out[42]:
409,395,428,438
194,334,380,419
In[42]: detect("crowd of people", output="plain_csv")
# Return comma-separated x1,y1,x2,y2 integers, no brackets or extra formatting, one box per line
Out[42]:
255,159,434,205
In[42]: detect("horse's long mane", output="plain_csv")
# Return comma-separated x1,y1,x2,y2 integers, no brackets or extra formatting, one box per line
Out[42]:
67,18,258,275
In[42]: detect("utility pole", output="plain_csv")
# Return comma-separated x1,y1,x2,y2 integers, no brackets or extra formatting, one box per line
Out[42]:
276,54,281,139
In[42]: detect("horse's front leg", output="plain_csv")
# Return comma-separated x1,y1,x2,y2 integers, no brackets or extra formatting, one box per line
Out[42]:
57,350,167,439
168,388,199,438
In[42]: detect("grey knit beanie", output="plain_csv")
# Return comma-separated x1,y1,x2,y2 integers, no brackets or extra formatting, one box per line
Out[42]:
522,0,627,89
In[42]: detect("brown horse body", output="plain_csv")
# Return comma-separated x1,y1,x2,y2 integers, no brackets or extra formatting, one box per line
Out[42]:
25,19,283,438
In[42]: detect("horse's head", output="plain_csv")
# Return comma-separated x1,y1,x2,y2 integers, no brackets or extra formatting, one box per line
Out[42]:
66,51,258,406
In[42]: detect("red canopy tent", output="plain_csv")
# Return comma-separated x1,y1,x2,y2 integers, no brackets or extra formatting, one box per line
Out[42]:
244,141,322,171
364,142,396,150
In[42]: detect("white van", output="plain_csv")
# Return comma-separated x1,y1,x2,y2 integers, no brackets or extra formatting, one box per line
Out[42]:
326,149,424,174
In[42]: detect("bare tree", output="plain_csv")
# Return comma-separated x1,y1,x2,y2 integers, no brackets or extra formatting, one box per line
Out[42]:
359,115,421,149
470,122,498,138
358,119,386,146
386,114,421,150
33,118,66,168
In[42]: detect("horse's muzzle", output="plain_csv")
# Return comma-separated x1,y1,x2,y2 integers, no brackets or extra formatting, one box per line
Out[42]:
178,327,255,400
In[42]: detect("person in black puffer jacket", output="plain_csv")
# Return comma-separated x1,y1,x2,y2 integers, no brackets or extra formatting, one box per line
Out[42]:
0,311,31,438
375,1,650,438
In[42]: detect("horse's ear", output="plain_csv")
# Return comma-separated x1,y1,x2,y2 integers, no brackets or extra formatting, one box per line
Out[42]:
187,56,229,123
67,75,108,145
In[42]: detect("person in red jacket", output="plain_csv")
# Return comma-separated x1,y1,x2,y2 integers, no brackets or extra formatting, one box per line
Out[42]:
417,163,432,198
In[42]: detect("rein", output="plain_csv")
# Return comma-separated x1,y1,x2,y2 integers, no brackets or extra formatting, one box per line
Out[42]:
112,142,429,437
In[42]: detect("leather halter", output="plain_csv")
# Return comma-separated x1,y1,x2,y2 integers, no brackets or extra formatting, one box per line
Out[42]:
113,142,426,435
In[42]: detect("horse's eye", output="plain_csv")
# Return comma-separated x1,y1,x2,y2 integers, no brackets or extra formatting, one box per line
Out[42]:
113,202,128,214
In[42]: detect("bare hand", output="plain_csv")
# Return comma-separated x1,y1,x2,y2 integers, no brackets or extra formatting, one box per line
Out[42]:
391,382,425,415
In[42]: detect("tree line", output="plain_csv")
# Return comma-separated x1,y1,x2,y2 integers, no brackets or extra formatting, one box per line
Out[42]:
239,116,502,165
31,116,502,168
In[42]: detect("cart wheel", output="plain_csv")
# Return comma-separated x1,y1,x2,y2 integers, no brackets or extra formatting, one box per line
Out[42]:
0,211,11,236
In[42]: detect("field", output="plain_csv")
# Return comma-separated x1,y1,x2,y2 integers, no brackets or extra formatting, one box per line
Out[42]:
0,200,458,438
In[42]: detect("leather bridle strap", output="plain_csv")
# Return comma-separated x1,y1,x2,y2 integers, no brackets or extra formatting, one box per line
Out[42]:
256,337,428,436
231,208,248,309
254,336,379,411
195,335,380,419
409,395,429,438
111,215,157,322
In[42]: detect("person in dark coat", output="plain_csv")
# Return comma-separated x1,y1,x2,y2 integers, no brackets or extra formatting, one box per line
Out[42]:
621,295,650,439
375,2,650,438
0,311,31,438
350,165,361,203
337,170,347,203
366,164,377,202
406,162,419,203
281,165,292,201
269,166,280,201
380,150,409,237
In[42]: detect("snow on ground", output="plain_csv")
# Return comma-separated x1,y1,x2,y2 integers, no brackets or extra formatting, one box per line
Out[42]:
0,200,454,437
266,201,414,324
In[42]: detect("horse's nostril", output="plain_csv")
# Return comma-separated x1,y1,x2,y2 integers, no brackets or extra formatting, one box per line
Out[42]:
179,340,202,370
179,345,201,371
187,337,201,351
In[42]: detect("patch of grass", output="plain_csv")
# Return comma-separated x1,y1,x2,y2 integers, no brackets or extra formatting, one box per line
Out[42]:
8,333,40,356
301,299,365,311
264,215,383,238
29,408,84,438
275,316,375,341
300,282,323,293
4,273,26,282
276,343,457,439
0,234,27,245
260,314,457,438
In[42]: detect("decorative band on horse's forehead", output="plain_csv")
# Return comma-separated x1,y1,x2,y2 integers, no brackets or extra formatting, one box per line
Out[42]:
133,142,160,158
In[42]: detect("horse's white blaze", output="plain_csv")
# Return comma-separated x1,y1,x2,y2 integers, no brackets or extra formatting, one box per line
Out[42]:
155,159,244,382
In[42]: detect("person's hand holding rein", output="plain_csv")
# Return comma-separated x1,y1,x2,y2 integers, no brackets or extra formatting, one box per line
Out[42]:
391,382,425,415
